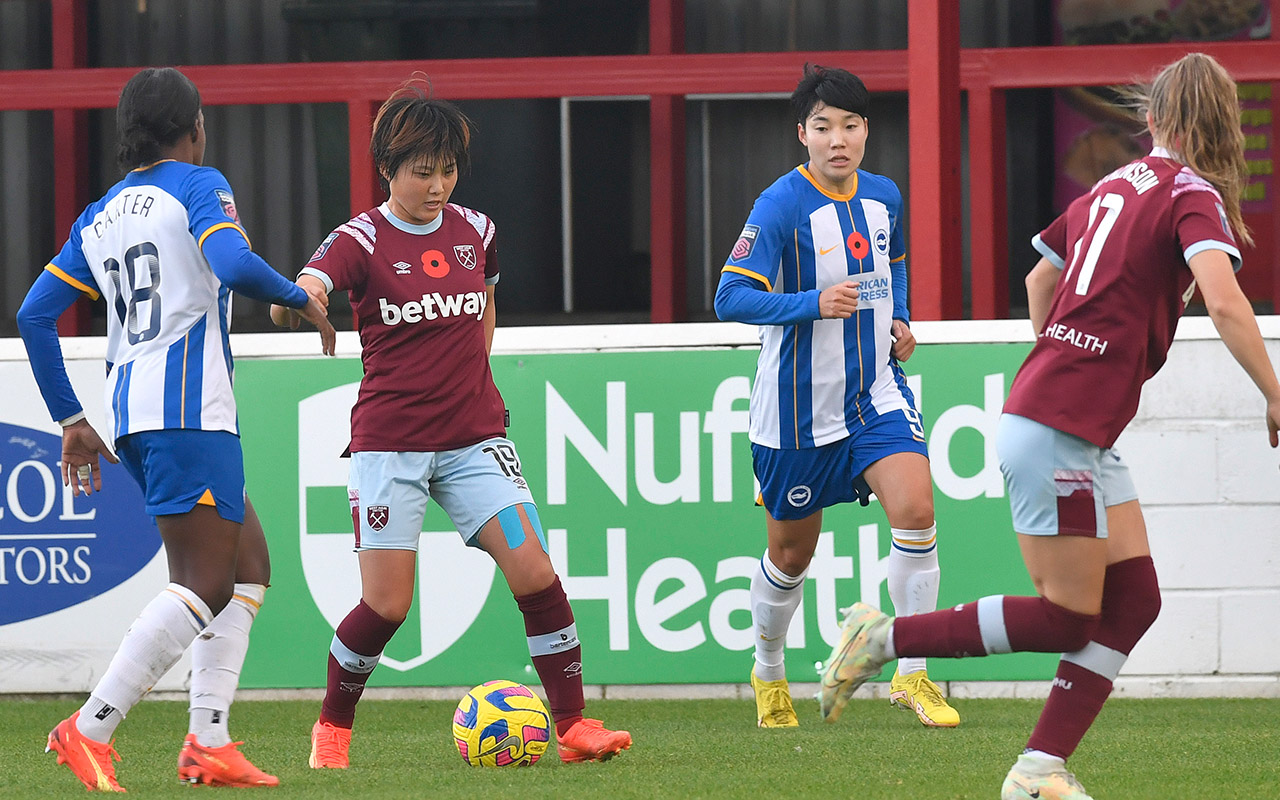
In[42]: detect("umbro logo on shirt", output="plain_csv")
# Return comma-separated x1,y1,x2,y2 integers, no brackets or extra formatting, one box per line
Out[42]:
392,261,413,274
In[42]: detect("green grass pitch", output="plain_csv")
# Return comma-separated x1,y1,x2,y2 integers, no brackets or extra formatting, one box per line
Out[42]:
4,697,1276,798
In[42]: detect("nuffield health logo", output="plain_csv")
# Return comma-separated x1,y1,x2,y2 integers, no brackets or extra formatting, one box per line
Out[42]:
0,423,160,625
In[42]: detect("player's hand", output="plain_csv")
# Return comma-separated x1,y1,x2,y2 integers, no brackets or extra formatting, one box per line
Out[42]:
296,293,337,356
890,318,916,361
1266,397,1279,451
819,281,859,319
269,302,293,328
60,420,119,497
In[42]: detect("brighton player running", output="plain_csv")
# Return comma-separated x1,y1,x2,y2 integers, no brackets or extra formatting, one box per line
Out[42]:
19,67,335,792
273,81,631,769
819,53,1280,800
714,64,958,729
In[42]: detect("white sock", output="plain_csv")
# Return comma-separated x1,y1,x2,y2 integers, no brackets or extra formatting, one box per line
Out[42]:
1021,749,1067,768
887,525,940,677
77,583,211,742
751,550,806,682
189,583,265,747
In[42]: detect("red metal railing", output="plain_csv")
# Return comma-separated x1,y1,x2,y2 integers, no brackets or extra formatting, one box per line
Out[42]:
7,0,1280,329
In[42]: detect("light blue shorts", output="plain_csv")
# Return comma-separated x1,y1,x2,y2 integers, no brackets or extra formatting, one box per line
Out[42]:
347,437,536,551
996,413,1138,539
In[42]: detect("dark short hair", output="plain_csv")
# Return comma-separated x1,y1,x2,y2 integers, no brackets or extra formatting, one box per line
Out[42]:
115,67,202,172
371,79,472,192
790,63,870,124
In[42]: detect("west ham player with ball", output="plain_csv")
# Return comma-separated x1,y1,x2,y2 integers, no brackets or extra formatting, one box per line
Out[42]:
272,80,631,769
818,53,1280,800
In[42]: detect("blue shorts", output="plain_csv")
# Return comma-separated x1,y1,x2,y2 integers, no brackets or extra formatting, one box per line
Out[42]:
115,429,246,523
347,437,536,551
753,409,930,521
996,413,1138,538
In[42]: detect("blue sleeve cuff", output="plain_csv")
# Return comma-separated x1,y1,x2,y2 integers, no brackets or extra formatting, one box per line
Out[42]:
203,228,308,307
16,271,86,422
891,258,910,323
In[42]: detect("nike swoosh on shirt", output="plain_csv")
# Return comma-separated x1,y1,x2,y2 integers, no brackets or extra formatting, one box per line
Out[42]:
819,245,838,255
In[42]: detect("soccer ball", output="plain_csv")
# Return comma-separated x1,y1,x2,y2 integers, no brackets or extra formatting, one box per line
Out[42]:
452,680,552,767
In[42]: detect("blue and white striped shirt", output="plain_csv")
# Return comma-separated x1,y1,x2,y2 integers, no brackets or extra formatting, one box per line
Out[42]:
715,164,916,450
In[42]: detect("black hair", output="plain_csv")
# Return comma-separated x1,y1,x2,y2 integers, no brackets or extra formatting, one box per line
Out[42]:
371,79,472,193
790,63,870,124
115,67,202,172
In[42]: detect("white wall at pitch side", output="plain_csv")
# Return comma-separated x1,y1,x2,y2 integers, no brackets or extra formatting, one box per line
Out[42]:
0,317,1275,696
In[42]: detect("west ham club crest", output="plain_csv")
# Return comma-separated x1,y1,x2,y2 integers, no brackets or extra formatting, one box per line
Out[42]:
454,244,477,270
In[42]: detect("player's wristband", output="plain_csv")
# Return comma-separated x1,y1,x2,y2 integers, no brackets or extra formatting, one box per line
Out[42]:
58,411,86,428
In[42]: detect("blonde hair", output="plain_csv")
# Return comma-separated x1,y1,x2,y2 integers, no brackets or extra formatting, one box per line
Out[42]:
1121,53,1252,246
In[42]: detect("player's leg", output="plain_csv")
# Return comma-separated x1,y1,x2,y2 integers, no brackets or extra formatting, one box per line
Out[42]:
820,416,1109,727
747,509,820,727
437,437,629,763
861,449,957,726
747,441,845,727
51,431,244,792
180,496,278,787
474,506,632,763
311,452,427,769
1011,452,1158,797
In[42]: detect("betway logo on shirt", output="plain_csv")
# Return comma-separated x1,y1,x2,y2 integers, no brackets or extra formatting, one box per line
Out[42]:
379,291,487,325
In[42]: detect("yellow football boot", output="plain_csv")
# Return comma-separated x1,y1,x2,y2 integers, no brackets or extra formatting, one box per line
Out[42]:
750,666,799,728
889,669,960,727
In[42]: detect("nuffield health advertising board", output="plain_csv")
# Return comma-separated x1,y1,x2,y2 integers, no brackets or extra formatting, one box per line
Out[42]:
231,343,1050,688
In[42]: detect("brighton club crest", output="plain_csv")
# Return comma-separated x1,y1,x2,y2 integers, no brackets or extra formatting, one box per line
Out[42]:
454,244,477,270
367,505,389,531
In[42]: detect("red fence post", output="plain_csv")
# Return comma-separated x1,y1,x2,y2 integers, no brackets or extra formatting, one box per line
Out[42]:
51,0,91,335
348,99,378,217
908,0,963,320
967,82,1009,319
648,0,686,323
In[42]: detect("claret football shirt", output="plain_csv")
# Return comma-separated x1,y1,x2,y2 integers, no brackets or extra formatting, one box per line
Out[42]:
1007,148,1242,448
301,202,505,452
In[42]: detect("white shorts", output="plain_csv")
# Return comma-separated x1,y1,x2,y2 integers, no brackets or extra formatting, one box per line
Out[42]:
996,414,1138,539
346,437,535,551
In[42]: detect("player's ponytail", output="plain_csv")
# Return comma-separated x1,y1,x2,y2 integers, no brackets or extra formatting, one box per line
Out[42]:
1122,53,1252,247
115,67,202,173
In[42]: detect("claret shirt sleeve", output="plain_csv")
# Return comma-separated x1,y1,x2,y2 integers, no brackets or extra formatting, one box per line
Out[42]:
299,224,369,295
483,220,499,287
1171,184,1242,271
1032,210,1070,270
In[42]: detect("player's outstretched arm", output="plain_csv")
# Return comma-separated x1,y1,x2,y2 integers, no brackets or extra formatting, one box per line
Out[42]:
1189,249,1280,448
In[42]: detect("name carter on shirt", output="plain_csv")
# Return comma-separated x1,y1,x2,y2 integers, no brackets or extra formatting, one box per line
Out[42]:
90,193,156,240
379,291,488,325
1041,322,1109,355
